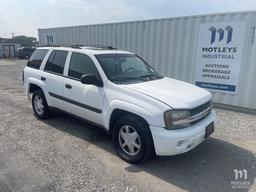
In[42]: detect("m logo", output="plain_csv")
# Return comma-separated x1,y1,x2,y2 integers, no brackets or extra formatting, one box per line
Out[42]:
209,25,233,44
233,169,247,180
46,35,54,44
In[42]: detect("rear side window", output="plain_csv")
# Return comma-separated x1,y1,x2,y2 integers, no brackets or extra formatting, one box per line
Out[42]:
27,49,48,69
44,50,68,75
68,52,98,79
24,48,34,52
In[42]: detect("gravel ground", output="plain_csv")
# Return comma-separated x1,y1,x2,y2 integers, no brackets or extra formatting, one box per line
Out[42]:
0,59,255,192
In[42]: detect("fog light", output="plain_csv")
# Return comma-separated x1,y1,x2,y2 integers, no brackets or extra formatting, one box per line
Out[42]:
177,139,188,147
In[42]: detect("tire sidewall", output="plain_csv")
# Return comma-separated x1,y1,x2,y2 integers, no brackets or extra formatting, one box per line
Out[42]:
32,89,49,119
113,115,153,163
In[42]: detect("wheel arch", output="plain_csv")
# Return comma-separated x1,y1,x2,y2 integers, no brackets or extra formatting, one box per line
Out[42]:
29,83,43,94
104,99,165,132
108,108,149,136
26,77,46,97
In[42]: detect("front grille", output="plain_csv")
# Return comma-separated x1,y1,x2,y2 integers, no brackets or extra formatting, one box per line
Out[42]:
189,100,212,125
189,100,212,116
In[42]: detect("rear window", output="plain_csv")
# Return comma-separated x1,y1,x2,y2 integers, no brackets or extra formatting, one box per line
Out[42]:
27,49,48,69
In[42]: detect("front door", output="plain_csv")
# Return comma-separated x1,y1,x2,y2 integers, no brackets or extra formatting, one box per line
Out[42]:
62,52,104,125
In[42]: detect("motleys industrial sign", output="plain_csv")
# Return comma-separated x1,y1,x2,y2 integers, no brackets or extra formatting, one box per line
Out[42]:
195,21,246,94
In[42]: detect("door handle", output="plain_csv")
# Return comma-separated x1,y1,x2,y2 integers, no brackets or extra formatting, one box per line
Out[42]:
65,84,72,89
41,76,46,81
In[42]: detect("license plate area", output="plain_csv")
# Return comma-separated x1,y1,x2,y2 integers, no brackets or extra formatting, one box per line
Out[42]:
205,122,214,138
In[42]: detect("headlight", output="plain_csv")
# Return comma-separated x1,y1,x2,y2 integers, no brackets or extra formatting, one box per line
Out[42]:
164,110,191,129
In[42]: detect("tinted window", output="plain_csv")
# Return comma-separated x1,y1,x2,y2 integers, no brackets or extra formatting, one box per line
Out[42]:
27,49,48,69
24,48,35,52
44,50,68,74
68,52,98,79
96,54,159,81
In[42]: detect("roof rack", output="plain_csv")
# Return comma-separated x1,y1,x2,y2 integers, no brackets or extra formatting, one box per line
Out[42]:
40,44,60,47
76,44,117,50
70,45,82,49
39,44,116,50
39,44,81,49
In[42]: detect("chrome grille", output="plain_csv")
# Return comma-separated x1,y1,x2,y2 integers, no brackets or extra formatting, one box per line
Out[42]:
189,100,212,116
189,100,212,124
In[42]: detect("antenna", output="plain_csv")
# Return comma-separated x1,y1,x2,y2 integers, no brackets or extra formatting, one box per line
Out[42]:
115,25,118,50
115,25,118,68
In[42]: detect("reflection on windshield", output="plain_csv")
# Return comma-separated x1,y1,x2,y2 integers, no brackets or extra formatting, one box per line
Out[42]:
95,54,162,82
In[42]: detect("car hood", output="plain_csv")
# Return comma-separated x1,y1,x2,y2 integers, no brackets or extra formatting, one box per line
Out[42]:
122,77,211,109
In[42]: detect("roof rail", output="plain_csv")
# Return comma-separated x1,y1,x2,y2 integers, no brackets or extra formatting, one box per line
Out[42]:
39,44,82,49
76,44,117,50
70,45,82,49
39,44,116,50
39,44,60,47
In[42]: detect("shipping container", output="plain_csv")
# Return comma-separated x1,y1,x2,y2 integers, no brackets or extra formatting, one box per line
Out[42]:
38,10,256,112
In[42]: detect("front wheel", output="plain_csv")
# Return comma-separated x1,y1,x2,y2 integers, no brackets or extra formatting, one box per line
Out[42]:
113,115,155,163
32,89,50,119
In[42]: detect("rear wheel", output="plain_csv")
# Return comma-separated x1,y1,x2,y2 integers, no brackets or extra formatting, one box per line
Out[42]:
32,89,50,119
113,115,154,163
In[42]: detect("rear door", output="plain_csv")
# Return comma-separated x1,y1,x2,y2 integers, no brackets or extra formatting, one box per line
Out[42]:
41,50,68,109
62,52,104,125
24,49,49,95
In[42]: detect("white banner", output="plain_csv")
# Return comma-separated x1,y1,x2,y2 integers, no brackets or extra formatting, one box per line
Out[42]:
195,21,246,94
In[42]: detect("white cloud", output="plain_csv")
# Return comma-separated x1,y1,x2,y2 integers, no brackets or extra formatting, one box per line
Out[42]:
33,9,55,22
232,0,256,10
48,0,87,9
198,0,256,12
47,0,148,23
0,0,255,38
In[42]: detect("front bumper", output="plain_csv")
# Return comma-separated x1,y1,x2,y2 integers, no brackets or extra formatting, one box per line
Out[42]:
150,111,216,156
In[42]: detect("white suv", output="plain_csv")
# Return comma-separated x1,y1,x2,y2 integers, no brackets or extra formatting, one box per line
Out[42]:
24,46,215,163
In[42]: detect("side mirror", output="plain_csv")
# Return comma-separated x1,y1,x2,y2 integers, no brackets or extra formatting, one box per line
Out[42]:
81,74,103,87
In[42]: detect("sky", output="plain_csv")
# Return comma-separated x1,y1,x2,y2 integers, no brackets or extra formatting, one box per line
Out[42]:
0,0,255,39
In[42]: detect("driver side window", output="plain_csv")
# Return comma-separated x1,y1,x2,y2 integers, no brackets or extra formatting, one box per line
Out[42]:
68,52,98,79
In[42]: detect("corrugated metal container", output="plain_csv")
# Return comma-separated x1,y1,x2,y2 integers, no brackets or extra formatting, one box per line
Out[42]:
38,11,256,111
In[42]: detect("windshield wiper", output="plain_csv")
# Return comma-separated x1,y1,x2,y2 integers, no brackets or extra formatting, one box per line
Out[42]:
138,74,163,81
113,74,161,82
138,74,157,78
112,76,139,81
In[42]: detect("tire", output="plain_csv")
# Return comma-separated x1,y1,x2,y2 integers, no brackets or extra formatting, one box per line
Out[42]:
32,89,50,119
112,115,155,163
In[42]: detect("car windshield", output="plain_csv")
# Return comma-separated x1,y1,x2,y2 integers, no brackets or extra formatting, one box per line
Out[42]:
95,54,162,82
